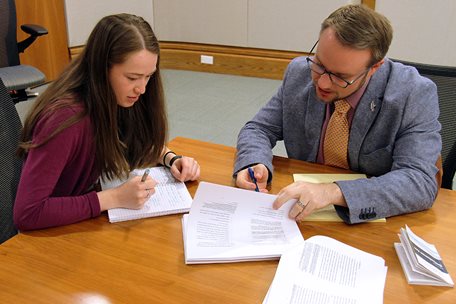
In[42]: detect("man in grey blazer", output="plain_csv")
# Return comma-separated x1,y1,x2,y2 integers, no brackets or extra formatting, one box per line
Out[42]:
234,4,441,224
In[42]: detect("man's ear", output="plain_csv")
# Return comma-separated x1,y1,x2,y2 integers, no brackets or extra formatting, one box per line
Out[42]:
369,58,385,75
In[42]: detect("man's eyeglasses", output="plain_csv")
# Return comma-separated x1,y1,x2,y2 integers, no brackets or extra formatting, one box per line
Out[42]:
306,40,371,89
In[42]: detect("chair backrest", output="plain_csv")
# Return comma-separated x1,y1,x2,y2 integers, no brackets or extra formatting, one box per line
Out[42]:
0,0,20,68
0,77,22,243
392,59,456,189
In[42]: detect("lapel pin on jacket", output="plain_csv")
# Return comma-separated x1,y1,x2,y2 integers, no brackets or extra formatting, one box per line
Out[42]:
370,100,376,112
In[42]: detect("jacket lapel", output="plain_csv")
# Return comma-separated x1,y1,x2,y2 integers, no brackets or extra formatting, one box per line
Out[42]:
348,62,390,171
306,89,326,161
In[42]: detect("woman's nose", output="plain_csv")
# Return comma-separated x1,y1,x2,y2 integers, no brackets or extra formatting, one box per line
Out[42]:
134,84,146,95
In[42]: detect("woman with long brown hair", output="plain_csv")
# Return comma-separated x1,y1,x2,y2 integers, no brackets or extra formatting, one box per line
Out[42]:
14,14,200,230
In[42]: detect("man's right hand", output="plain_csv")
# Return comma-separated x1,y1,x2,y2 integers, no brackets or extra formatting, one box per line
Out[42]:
235,164,269,192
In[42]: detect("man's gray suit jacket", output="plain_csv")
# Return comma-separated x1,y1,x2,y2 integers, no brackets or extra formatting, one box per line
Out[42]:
234,57,441,224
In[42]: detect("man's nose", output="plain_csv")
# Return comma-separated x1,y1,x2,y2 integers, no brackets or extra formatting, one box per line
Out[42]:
317,72,333,88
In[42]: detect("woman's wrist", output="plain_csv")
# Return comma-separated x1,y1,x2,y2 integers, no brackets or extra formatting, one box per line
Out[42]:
169,155,183,168
97,188,119,211
162,150,176,168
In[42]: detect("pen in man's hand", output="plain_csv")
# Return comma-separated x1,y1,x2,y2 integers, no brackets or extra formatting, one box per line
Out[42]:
248,167,259,192
141,169,150,182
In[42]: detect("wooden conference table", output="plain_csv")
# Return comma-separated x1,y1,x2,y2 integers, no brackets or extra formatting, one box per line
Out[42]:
0,137,455,303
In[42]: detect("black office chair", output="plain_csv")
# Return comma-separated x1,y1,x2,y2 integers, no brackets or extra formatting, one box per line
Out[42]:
392,59,456,189
0,77,23,244
0,0,48,104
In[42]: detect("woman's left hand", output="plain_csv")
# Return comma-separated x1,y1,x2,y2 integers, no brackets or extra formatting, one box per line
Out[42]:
170,156,200,182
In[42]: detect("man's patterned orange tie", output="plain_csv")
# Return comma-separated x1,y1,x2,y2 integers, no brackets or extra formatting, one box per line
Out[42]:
324,99,351,169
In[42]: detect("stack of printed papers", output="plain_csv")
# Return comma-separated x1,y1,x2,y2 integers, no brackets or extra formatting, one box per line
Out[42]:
263,236,387,304
182,182,304,264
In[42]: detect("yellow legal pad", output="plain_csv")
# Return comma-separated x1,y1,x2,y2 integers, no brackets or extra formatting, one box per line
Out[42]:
293,174,386,222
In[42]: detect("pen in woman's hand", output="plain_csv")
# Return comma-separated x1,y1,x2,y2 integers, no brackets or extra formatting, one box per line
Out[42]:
248,167,259,192
141,169,150,182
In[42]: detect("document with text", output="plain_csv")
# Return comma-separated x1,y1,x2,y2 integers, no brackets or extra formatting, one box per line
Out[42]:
182,182,304,264
263,236,387,304
101,167,192,223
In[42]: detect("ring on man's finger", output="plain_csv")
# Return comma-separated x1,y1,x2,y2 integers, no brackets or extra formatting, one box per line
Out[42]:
296,200,308,210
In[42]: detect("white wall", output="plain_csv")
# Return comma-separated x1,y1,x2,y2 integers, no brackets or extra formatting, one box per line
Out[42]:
64,0,354,51
248,0,349,51
63,0,456,67
376,0,456,66
64,0,154,47
153,0,247,46
153,0,354,51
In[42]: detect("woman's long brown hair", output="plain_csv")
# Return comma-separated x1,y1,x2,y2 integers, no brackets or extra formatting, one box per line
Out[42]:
18,14,167,180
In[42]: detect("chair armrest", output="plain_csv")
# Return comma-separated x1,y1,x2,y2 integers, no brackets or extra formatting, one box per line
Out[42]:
20,24,48,37
17,24,49,54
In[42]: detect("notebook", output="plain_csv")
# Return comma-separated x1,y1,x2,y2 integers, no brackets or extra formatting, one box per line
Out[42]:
101,167,192,223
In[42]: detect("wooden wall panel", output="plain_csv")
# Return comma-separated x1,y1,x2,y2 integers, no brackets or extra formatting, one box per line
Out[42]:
362,0,376,9
159,43,302,80
15,0,70,81
70,42,306,80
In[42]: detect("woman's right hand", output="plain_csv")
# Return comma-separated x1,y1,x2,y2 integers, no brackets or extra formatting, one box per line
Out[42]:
98,175,157,211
